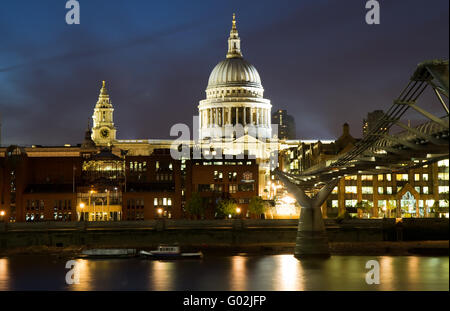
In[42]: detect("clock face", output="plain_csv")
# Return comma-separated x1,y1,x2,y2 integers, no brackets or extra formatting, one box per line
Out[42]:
100,128,109,138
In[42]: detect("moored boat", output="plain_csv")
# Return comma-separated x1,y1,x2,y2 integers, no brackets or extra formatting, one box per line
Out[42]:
80,248,137,258
139,245,203,260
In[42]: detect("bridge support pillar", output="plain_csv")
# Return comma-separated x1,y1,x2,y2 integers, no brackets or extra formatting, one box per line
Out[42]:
275,171,338,259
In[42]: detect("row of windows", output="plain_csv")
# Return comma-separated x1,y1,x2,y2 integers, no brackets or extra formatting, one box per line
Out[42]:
53,212,72,221
198,183,254,193
127,199,144,209
25,213,44,222
331,199,448,208
156,173,173,181
198,161,253,166
126,212,145,221
153,197,172,207
207,89,260,97
342,186,433,195
155,161,173,171
26,200,72,211
344,173,431,182
129,161,147,172
214,171,238,182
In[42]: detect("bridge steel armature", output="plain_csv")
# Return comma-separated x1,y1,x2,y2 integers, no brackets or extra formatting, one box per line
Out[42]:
276,60,449,259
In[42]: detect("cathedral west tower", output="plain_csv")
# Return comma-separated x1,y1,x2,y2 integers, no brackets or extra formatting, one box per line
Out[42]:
91,81,117,146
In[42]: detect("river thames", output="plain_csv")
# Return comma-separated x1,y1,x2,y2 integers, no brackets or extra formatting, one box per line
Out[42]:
0,254,448,291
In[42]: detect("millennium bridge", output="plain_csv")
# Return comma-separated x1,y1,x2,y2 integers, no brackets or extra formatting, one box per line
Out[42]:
276,59,449,258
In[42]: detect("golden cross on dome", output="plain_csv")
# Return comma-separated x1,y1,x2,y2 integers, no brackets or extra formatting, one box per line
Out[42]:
232,13,236,29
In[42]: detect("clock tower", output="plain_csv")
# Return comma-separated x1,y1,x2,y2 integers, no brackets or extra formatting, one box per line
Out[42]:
91,81,117,146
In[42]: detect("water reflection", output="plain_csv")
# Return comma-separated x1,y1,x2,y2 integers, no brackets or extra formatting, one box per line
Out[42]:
0,255,447,291
276,255,303,291
70,259,92,291
151,261,175,291
230,256,248,291
0,258,9,291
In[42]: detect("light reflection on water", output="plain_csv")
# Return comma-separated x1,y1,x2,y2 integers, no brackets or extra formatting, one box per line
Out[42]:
0,255,447,291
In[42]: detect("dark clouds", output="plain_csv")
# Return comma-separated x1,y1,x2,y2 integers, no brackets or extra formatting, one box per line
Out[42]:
0,0,448,146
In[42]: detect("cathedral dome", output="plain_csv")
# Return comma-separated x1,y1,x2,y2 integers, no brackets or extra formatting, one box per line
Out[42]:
207,58,262,89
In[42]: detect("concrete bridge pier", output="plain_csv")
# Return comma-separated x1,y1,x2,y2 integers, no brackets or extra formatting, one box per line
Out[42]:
275,171,339,259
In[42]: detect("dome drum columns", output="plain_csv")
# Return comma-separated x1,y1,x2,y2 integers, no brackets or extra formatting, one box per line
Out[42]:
199,106,271,139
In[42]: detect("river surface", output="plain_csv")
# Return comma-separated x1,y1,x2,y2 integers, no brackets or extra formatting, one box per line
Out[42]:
0,255,448,291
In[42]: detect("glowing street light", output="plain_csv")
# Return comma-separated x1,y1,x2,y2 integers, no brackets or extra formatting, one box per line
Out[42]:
0,211,5,216
79,203,85,209
236,207,241,214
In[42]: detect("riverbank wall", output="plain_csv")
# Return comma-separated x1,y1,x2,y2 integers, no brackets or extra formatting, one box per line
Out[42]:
0,218,448,250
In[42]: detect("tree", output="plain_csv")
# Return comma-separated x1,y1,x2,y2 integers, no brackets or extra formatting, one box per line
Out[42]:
248,196,266,218
355,200,373,218
215,199,238,219
385,200,397,218
185,192,205,219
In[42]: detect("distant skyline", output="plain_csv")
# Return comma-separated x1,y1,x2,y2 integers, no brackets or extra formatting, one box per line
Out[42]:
0,0,448,146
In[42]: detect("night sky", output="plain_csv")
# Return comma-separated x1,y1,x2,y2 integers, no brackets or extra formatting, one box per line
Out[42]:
0,0,448,146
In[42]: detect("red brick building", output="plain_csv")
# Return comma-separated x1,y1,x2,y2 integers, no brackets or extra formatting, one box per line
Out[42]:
185,157,259,219
0,142,182,222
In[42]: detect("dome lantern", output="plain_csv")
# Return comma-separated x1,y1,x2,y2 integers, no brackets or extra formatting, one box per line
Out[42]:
226,13,243,59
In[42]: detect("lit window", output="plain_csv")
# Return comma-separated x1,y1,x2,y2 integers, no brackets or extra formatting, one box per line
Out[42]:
345,186,357,194
415,187,421,194
439,186,449,193
386,187,393,194
438,159,449,167
378,175,384,181
168,198,172,206
332,187,338,194
361,175,373,181
378,187,383,194
414,174,420,181
422,174,429,181
163,198,167,206
386,174,392,181
439,200,449,207
423,187,429,194
438,173,449,181
396,174,408,181
345,200,357,207
332,200,338,208
362,187,373,194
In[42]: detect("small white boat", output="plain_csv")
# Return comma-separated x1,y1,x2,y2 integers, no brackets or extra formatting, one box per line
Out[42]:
80,248,137,258
139,245,203,260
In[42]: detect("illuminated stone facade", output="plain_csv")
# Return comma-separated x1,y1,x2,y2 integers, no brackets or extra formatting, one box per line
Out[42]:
198,14,272,141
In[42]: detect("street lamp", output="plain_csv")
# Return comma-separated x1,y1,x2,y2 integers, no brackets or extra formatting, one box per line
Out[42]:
236,207,241,218
157,208,163,218
0,210,5,222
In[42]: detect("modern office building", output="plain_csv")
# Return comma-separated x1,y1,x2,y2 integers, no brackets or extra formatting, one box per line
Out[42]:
362,110,388,136
272,109,296,140
279,124,449,219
